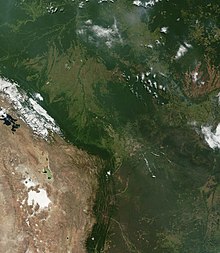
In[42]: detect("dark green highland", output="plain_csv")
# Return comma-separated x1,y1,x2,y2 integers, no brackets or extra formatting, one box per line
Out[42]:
0,0,220,252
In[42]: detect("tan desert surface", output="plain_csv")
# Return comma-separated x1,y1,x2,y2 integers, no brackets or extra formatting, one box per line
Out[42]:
0,99,99,253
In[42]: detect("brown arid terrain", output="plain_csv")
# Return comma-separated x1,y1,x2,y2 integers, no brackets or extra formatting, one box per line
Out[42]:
184,59,220,98
0,99,99,253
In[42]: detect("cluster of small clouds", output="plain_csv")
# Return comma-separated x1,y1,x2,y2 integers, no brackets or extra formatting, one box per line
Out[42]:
133,0,162,8
77,18,122,48
78,0,116,9
76,0,220,154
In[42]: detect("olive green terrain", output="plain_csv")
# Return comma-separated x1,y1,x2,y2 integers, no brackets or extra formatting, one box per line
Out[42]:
0,0,220,252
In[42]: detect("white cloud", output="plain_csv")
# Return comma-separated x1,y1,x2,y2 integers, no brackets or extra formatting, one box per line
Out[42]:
175,45,188,59
160,27,168,34
192,72,199,82
175,42,192,59
133,0,162,8
92,25,114,38
201,124,220,149
78,17,122,48
33,92,43,101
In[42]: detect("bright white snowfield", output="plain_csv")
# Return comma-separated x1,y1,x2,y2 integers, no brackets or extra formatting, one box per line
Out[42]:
0,77,61,139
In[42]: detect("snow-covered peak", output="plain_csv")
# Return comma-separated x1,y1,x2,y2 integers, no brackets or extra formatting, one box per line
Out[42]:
0,77,60,139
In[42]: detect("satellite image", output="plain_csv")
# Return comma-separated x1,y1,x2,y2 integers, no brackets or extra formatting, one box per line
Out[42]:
0,0,220,252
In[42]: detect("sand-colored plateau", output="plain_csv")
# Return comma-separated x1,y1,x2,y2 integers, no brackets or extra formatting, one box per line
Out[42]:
0,99,99,253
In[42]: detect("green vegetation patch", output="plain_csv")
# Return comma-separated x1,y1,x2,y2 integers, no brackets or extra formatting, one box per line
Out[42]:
42,167,53,180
